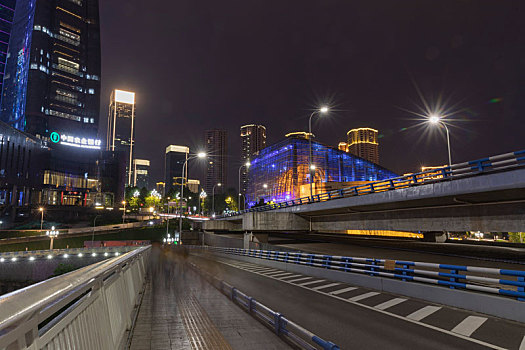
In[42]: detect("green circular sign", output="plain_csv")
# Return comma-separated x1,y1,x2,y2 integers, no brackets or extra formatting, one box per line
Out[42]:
50,132,60,143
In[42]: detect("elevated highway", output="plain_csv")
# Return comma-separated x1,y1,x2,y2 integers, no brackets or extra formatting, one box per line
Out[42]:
205,150,525,239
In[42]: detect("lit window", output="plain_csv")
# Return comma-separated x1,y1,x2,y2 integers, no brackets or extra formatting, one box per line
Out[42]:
88,88,95,94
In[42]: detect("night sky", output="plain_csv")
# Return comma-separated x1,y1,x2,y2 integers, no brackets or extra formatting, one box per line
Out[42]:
99,0,524,188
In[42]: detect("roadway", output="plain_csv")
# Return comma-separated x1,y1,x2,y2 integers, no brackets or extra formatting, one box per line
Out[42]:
189,251,525,349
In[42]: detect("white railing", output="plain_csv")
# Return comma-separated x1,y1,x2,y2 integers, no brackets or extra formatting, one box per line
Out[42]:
0,246,150,350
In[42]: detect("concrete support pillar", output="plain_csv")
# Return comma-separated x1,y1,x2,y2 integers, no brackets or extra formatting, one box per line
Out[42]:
243,231,252,249
422,231,449,243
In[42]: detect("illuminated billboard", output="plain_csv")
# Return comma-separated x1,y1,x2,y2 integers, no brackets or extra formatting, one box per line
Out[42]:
114,89,135,104
50,131,102,149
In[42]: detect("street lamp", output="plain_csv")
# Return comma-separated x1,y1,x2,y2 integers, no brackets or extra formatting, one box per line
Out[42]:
179,152,206,234
46,226,59,250
92,214,101,243
238,161,251,211
122,201,127,223
212,183,221,215
263,183,268,202
309,106,329,199
428,114,452,166
39,207,44,233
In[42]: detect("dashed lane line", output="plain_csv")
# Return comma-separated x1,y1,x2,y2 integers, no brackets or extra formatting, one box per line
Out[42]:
329,286,357,295
348,292,380,302
298,279,326,287
312,283,340,291
374,298,407,311
211,258,506,350
287,276,313,283
451,316,488,337
406,306,442,321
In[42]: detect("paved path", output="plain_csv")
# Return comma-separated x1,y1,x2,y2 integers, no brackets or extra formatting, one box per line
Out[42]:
129,251,288,350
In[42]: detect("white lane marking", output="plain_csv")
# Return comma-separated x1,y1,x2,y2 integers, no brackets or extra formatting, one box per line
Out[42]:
278,274,303,280
451,316,487,337
298,279,326,287
245,267,277,272
374,298,407,311
348,292,380,302
406,306,442,321
330,286,357,295
519,335,525,350
212,258,506,350
287,276,314,283
312,282,340,291
266,272,294,278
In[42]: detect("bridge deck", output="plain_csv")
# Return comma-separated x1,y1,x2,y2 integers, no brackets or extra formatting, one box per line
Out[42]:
129,247,288,349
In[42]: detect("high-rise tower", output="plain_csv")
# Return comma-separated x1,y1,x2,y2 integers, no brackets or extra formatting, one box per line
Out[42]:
1,0,101,140
240,124,266,194
347,128,379,164
164,145,189,195
107,89,135,185
204,129,227,195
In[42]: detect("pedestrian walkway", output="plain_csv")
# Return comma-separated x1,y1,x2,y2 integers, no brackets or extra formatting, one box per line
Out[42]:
129,248,288,350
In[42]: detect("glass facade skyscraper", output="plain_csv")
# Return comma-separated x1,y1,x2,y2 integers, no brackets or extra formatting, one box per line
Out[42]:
204,129,227,195
246,136,397,206
240,124,265,195
0,0,101,141
0,0,16,107
164,145,188,196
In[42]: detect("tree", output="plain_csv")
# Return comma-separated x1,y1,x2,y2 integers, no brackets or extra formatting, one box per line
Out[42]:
509,232,524,244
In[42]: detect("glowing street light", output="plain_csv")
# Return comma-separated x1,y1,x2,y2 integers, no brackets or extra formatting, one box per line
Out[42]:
39,207,44,233
238,162,251,211
46,226,59,250
122,200,127,223
179,151,207,234
427,114,452,166
309,106,329,199
212,183,222,216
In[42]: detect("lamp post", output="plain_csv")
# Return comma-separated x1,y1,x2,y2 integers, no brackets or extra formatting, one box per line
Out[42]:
179,152,206,234
92,214,101,243
238,162,250,211
122,201,126,223
308,106,329,199
46,226,59,250
212,183,221,215
428,114,452,167
39,207,44,233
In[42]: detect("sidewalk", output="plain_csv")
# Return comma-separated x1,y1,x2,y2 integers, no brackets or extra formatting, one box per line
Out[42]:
129,247,289,350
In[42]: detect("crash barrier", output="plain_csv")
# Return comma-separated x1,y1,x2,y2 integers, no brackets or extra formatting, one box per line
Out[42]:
187,261,339,350
218,149,525,218
0,246,150,349
191,246,525,302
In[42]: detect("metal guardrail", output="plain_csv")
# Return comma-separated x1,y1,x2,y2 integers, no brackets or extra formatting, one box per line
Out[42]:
218,149,525,218
187,261,339,350
0,245,150,349
192,246,525,302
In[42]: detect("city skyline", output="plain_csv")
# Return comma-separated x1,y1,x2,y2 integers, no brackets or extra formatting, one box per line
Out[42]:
98,1,524,187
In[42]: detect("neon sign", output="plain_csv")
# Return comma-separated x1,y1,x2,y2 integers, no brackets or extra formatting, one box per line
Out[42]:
51,131,102,149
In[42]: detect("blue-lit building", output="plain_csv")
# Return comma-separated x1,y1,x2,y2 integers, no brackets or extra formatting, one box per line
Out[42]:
245,136,398,206
0,0,101,141
0,0,16,106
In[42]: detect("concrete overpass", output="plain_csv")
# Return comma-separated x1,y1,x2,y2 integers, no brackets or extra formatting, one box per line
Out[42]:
204,152,525,240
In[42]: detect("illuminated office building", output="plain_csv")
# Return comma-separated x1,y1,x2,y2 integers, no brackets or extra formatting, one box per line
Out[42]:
240,124,266,194
245,136,396,206
0,0,16,108
338,142,348,152
1,0,101,140
133,158,150,189
204,129,227,195
164,145,189,195
156,182,165,196
187,179,200,193
347,128,379,164
107,89,135,185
